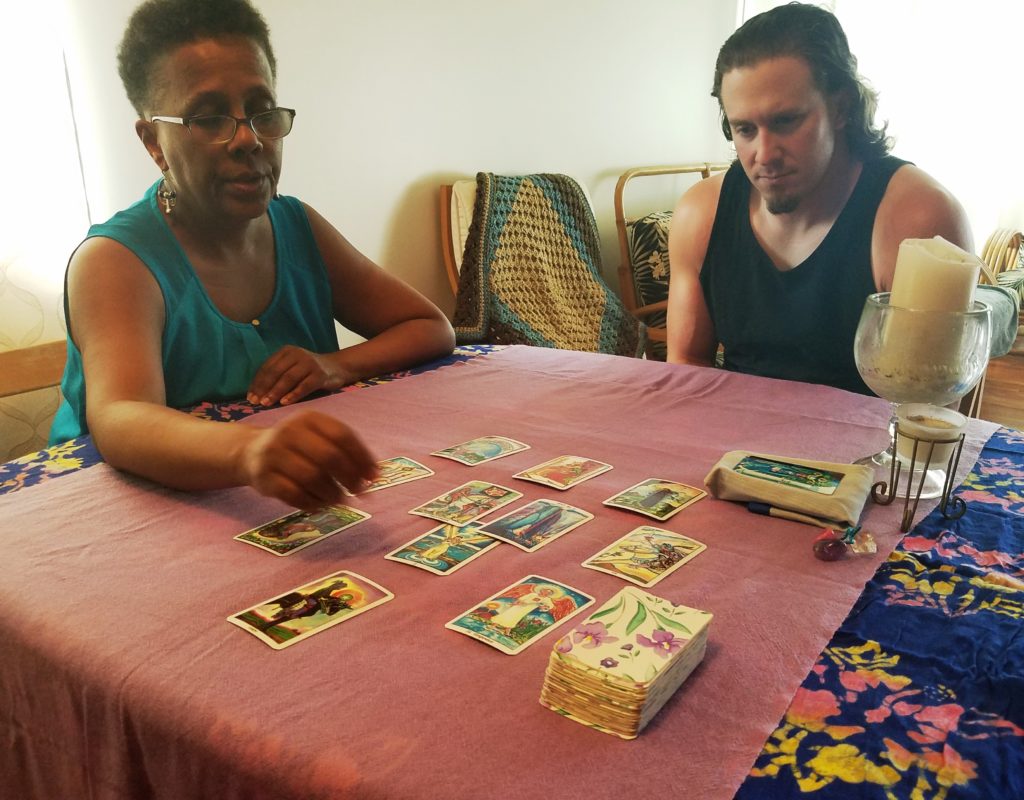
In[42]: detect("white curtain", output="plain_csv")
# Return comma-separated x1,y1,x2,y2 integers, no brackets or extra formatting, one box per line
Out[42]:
0,1,90,458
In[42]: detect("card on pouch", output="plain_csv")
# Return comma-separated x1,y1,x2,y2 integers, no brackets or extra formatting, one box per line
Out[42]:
364,457,434,493
234,505,370,556
445,575,594,655
477,499,593,552
732,455,843,496
227,570,392,649
431,435,530,466
603,479,705,522
384,522,500,575
513,455,613,490
409,480,523,526
582,526,706,587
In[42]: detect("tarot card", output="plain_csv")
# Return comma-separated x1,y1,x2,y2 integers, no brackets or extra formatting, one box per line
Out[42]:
733,455,843,496
445,575,594,655
582,526,706,587
409,480,522,526
430,435,530,466
603,479,705,521
234,505,371,556
513,455,613,490
363,456,434,493
477,499,593,552
384,522,500,576
227,570,392,650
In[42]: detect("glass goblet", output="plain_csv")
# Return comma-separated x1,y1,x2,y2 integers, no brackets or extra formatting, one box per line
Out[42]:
853,292,991,498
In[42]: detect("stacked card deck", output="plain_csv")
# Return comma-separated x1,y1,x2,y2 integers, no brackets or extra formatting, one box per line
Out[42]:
540,586,712,739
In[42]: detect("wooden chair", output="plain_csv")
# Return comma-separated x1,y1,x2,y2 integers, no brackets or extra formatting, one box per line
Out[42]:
440,173,642,356
439,180,478,296
961,228,1023,418
980,228,1023,280
613,163,729,358
0,340,66,398
0,339,67,460
439,176,600,297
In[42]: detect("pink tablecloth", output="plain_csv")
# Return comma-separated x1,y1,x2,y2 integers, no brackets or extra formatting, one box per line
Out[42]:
0,347,996,799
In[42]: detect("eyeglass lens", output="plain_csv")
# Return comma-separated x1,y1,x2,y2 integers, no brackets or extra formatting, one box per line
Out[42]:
189,109,294,143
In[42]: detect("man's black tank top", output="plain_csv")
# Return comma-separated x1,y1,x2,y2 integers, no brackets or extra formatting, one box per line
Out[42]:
699,156,909,395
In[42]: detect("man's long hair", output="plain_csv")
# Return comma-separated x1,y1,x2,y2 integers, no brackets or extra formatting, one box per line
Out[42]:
711,2,892,160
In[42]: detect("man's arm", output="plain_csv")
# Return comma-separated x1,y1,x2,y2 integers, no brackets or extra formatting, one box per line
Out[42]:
871,164,974,292
666,175,724,366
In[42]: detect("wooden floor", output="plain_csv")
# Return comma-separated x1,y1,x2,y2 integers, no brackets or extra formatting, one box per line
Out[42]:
979,334,1024,430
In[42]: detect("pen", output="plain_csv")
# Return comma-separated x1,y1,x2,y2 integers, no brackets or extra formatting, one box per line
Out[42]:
746,501,835,528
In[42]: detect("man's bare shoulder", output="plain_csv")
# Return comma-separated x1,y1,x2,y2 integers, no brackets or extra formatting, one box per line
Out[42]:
872,163,973,290
672,170,726,218
668,172,726,271
878,164,970,241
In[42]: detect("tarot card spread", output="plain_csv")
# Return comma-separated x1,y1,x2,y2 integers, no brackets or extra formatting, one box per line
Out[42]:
603,479,705,521
446,576,594,655
540,587,712,739
234,505,371,556
228,570,392,650
409,481,522,526
430,435,530,466
477,499,593,552
385,522,500,575
582,526,706,587
513,455,613,490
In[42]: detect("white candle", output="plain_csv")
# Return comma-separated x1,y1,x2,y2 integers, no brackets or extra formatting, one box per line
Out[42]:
896,403,967,467
889,236,980,311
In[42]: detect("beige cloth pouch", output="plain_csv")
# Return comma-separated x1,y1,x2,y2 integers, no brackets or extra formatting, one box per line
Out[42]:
704,451,875,528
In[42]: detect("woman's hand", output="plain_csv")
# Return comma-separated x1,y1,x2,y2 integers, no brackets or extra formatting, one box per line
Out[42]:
248,346,352,407
241,411,378,510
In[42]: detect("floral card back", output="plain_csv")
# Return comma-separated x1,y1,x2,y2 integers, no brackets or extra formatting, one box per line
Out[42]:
553,587,712,686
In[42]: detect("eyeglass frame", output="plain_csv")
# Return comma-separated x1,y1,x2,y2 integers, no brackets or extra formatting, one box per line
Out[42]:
149,107,296,144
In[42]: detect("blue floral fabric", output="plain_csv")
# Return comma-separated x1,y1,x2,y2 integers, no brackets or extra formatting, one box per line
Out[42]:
736,427,1024,799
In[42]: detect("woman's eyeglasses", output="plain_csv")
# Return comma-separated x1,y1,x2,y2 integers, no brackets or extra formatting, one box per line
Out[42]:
150,107,296,144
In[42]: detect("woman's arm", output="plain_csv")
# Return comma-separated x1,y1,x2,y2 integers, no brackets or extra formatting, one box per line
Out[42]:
247,203,455,407
69,237,376,509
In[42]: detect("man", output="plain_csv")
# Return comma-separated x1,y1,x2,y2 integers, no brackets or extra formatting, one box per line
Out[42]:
666,3,972,394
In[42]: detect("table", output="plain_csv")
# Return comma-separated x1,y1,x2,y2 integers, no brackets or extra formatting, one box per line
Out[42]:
1,346,1021,799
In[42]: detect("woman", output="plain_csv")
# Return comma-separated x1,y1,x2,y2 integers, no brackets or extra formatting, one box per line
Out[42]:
51,0,455,510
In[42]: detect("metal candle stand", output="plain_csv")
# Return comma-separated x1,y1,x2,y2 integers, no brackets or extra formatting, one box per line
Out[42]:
870,423,967,532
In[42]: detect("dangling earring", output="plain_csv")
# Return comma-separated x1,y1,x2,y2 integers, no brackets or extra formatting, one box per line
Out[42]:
158,176,177,214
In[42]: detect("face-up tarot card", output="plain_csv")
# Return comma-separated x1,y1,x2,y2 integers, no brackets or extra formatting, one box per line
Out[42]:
476,499,593,552
234,505,371,556
513,455,613,490
603,479,706,521
384,522,500,576
732,455,843,495
409,481,522,526
430,435,530,466
227,570,392,649
582,526,706,587
445,575,594,655
363,456,434,493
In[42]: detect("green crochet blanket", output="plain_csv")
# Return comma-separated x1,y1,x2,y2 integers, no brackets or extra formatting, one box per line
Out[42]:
452,173,644,356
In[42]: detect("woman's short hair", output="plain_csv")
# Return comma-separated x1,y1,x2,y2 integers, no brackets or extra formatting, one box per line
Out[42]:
711,2,892,160
118,0,276,117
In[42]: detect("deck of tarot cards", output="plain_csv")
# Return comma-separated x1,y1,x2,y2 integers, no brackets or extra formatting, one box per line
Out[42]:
540,586,712,739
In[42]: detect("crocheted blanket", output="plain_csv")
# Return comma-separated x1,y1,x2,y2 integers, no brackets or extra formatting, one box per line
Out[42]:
452,173,644,356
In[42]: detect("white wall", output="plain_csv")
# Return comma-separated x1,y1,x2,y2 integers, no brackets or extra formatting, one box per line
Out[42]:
60,0,736,325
